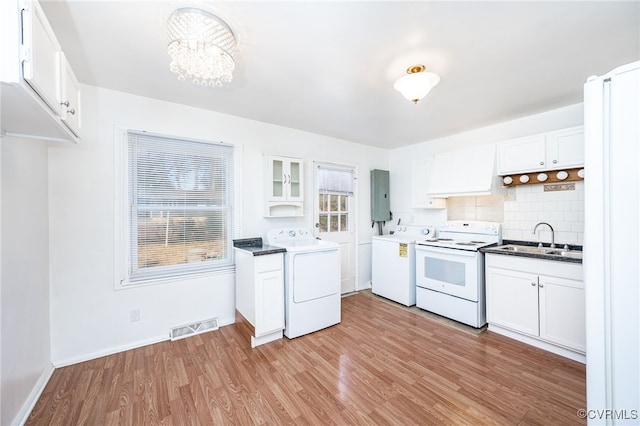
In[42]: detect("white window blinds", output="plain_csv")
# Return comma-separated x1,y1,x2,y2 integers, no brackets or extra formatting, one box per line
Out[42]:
317,165,354,196
127,131,234,282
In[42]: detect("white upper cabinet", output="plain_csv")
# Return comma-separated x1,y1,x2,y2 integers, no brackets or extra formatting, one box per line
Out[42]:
22,0,60,112
264,155,304,217
58,52,81,136
0,0,80,142
497,126,584,175
545,127,584,169
411,157,446,209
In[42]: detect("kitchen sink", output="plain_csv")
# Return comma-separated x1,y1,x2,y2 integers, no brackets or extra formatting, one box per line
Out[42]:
493,244,583,260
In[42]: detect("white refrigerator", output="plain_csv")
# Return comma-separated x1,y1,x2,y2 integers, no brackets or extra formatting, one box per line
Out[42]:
584,61,640,424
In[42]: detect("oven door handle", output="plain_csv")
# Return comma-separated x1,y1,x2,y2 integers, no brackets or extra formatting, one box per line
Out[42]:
415,245,478,257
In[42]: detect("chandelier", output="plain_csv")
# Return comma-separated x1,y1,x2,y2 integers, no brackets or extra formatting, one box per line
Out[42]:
393,65,440,104
167,8,237,86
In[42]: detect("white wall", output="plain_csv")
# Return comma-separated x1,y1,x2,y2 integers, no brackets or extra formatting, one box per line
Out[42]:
389,103,584,234
48,84,388,365
1,137,53,426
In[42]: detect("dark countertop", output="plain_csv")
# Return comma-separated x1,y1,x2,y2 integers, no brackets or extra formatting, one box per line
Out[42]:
233,237,286,257
480,240,583,264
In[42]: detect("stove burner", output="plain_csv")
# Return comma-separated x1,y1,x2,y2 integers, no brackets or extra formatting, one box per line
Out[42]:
455,241,479,246
470,241,486,244
437,238,453,241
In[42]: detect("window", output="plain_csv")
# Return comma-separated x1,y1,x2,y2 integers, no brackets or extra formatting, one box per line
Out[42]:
126,131,234,283
317,165,353,233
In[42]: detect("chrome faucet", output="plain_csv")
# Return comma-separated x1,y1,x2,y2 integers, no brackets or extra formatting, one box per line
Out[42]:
533,222,555,248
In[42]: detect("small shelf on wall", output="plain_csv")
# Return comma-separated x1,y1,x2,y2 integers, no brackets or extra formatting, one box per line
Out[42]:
501,167,584,187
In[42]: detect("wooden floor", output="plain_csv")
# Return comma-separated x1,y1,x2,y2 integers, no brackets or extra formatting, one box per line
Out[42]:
27,292,586,425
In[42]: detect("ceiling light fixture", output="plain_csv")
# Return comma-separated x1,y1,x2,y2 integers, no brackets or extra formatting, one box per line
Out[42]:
393,65,440,104
167,8,237,87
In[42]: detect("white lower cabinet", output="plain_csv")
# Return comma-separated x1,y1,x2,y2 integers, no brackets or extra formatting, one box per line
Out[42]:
235,250,284,348
486,254,585,362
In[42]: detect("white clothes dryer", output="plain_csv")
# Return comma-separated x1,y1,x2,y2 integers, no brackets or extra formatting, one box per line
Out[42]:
266,228,341,338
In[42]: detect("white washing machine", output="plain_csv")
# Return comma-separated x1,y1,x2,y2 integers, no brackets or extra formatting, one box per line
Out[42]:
266,228,341,338
371,225,435,306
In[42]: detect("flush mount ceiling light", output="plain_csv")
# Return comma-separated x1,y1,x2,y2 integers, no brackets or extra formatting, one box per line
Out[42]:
167,8,237,86
393,65,440,104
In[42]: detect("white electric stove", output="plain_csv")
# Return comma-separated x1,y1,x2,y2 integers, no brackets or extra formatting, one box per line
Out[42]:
415,221,501,327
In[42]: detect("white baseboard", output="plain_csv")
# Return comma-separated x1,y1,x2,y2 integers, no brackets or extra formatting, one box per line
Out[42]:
488,324,586,364
13,363,55,426
52,316,236,368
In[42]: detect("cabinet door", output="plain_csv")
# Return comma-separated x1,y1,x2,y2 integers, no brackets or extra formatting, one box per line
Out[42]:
59,53,81,136
254,269,284,336
486,267,539,336
412,157,446,209
267,157,286,202
545,127,584,170
497,135,546,174
538,275,585,352
287,158,303,201
22,0,61,113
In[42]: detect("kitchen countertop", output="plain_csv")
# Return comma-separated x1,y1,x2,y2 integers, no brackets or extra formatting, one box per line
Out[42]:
233,237,286,256
480,240,583,264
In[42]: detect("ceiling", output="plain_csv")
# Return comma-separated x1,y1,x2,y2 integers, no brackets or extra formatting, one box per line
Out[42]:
40,1,640,149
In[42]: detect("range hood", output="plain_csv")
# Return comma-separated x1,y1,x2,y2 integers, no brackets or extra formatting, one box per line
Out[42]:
427,144,504,198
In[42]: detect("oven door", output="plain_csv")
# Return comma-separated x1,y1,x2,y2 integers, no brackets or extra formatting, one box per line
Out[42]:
415,245,481,302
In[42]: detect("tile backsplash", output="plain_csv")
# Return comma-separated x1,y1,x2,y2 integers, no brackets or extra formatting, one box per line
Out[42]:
502,181,584,245
446,182,584,245
447,195,504,222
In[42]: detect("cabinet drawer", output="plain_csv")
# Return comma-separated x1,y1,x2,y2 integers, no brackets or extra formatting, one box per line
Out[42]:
255,254,283,273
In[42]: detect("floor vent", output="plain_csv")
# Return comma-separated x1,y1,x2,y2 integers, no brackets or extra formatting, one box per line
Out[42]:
170,317,219,341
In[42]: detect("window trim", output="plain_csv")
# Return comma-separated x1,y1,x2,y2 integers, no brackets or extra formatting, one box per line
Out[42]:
114,128,238,289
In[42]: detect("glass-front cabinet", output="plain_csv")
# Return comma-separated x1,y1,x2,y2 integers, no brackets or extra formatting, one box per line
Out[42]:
265,155,304,217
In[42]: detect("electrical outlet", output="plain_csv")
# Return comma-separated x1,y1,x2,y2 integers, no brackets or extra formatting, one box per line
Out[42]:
130,309,140,322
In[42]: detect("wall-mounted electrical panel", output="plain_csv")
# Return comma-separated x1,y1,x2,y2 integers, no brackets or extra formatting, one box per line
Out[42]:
370,169,391,221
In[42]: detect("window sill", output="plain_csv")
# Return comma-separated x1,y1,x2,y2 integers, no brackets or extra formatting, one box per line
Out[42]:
115,265,236,291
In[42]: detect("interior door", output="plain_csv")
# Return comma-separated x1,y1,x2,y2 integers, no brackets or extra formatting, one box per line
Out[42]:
313,162,357,294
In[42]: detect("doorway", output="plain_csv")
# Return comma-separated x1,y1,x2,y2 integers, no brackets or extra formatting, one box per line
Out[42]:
313,162,357,294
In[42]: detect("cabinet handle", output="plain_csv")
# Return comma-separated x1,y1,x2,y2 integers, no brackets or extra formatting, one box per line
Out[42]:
68,109,76,115
538,283,544,288
552,159,558,164
60,100,70,107
539,161,544,166
531,282,536,286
